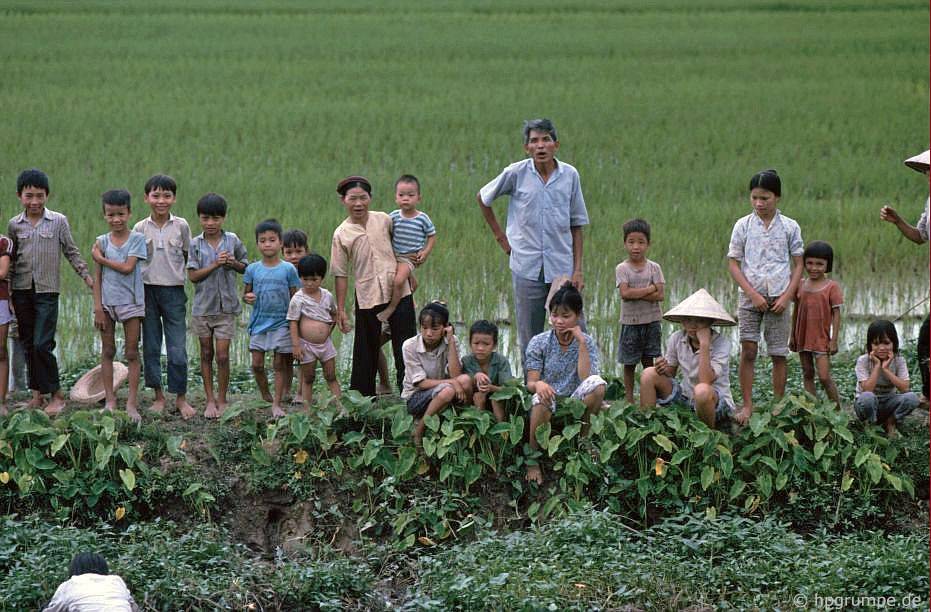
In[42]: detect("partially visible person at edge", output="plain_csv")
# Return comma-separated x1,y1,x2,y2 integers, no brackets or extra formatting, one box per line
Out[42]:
43,552,139,612
477,118,589,373
880,148,929,409
331,176,416,396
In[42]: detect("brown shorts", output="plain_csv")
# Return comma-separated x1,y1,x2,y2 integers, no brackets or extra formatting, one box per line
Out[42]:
191,313,237,340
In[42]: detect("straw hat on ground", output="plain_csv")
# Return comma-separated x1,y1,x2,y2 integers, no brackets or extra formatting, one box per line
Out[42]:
663,288,736,327
70,362,129,404
904,149,929,173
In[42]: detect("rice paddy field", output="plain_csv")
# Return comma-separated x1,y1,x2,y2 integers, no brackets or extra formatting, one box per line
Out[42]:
0,0,928,373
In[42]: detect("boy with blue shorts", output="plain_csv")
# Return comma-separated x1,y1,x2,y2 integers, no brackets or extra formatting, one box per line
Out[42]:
639,289,737,430
244,219,300,418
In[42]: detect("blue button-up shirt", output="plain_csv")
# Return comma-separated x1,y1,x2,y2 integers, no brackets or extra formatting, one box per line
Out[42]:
479,158,588,282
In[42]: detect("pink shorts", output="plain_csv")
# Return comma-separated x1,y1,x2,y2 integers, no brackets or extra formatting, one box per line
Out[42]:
102,303,145,323
299,337,337,365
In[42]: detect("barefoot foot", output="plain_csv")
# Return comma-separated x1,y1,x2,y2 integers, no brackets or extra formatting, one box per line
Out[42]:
126,406,142,423
376,383,393,397
203,400,219,419
271,404,286,418
149,398,166,414
177,399,195,420
261,391,273,403
525,464,544,485
45,396,65,417
103,401,117,412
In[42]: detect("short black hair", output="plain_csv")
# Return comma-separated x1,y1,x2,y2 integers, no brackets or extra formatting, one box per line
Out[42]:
395,174,421,192
337,179,372,197
549,281,583,315
749,169,781,197
144,174,177,195
803,240,834,272
469,319,498,344
297,253,327,278
16,168,49,195
282,229,308,249
196,193,227,217
101,189,131,212
522,118,558,144
622,218,651,242
255,218,282,240
69,552,109,577
419,301,449,327
865,319,899,356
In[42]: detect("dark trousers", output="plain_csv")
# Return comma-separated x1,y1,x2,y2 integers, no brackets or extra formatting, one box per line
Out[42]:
918,315,929,399
11,288,60,394
142,284,188,394
350,295,416,397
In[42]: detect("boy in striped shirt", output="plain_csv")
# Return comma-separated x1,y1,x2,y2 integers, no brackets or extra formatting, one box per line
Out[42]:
377,175,437,324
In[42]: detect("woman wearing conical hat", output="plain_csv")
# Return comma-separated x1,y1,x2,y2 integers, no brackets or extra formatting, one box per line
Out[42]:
639,289,737,429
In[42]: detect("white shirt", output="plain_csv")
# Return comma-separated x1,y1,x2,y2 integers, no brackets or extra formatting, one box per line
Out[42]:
44,573,137,612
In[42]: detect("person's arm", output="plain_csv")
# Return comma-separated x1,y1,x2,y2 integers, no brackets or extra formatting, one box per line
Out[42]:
695,327,717,386
477,194,511,255
570,225,584,290
243,282,255,305
880,206,925,244
526,369,554,404
829,306,841,355
93,261,107,331
882,356,911,393
619,282,660,300
772,255,803,314
728,258,767,310
416,233,437,264
789,299,799,352
446,329,462,377
859,354,882,392
573,327,592,380
60,218,93,288
188,259,221,283
91,241,138,275
290,320,303,362
0,253,10,282
334,276,350,333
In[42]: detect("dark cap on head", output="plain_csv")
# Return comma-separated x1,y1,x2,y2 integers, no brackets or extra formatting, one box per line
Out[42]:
336,175,372,196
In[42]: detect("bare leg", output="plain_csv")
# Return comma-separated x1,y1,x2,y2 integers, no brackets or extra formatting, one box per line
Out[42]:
580,384,607,437
150,388,166,414
799,352,816,396
412,385,456,446
251,350,273,402
199,336,217,418
771,355,787,400
0,324,9,413
175,393,195,420
623,364,636,405
292,361,303,404
100,317,118,412
639,366,674,409
490,399,506,423
271,352,291,417
526,403,553,484
738,341,758,411
215,338,231,412
321,358,341,400
123,318,142,422
300,362,316,408
692,383,718,429
815,354,841,409
377,262,412,324
376,346,392,394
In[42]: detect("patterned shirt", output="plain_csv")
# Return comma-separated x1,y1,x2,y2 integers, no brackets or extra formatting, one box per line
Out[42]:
479,158,589,282
916,197,929,243
462,351,513,386
855,353,910,397
664,329,735,410
7,208,91,293
97,231,147,306
401,334,457,399
615,259,665,324
524,329,601,397
187,231,248,316
727,210,804,297
132,214,192,286
331,211,410,309
287,288,337,324
389,209,436,255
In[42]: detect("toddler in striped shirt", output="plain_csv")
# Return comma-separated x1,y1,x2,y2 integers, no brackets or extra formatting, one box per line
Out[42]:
377,175,437,325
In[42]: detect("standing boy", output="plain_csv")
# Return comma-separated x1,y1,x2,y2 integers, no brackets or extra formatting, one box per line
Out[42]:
281,229,309,402
8,169,93,415
133,174,194,418
727,169,803,424
244,219,300,417
477,118,589,371
187,193,248,418
91,189,146,422
615,219,665,405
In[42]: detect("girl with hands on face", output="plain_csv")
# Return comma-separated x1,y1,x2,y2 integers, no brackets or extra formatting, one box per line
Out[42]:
854,320,919,437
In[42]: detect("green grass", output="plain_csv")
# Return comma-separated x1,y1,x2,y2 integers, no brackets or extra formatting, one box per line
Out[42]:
0,0,926,372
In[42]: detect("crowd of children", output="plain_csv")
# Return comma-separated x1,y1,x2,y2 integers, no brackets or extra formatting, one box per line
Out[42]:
5,138,928,482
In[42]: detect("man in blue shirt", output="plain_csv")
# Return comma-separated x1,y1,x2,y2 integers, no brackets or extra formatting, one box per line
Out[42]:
477,118,589,372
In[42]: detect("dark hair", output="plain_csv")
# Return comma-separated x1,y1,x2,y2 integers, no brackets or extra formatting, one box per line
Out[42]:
395,174,421,192
419,301,449,327
101,189,131,212
469,319,499,344
622,218,651,242
16,168,49,195
522,118,558,144
255,218,282,240
865,319,899,355
749,169,781,197
68,552,109,577
549,282,583,315
282,229,308,250
803,240,834,272
144,174,177,195
196,193,227,217
297,253,327,278
337,179,372,197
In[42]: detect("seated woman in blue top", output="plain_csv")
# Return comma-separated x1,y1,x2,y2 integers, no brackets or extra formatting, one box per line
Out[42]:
524,282,606,484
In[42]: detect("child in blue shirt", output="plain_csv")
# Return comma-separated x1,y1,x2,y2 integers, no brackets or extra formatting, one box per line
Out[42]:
91,190,147,422
377,175,436,325
243,219,300,418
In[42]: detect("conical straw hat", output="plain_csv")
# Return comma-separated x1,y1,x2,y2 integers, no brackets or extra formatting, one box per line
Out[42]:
904,149,930,173
663,288,736,326
69,362,129,404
